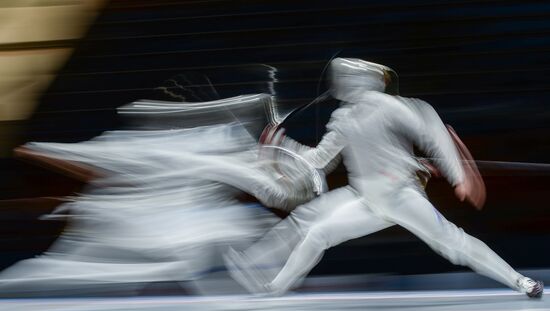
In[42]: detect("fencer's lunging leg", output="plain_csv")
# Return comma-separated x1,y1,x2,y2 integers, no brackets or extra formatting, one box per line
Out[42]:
242,187,357,269
387,187,524,290
226,187,368,293
269,198,392,293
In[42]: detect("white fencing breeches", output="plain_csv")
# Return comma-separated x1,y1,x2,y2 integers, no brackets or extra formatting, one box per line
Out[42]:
269,186,523,292
238,187,364,283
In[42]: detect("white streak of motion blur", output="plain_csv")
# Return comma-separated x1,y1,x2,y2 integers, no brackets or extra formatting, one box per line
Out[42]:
0,94,320,297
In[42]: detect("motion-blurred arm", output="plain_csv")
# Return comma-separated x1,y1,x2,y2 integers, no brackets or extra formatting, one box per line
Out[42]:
263,106,349,175
400,98,465,187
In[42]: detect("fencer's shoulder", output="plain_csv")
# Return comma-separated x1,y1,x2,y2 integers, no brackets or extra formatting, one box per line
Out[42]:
326,104,356,133
392,96,437,115
359,90,395,102
396,96,433,109
359,93,410,115
329,104,354,119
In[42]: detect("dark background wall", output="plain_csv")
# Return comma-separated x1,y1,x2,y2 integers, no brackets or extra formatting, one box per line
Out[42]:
0,0,549,276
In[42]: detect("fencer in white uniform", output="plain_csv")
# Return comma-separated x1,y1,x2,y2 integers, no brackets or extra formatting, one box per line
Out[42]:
0,95,321,296
228,58,543,298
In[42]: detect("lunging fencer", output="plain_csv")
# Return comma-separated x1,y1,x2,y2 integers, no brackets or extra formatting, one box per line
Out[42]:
226,58,544,298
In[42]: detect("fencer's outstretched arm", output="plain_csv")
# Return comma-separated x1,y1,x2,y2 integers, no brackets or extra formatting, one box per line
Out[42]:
280,131,344,174
398,98,465,186
277,107,349,174
196,155,313,210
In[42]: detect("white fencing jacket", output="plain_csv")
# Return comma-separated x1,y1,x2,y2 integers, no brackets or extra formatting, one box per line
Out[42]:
297,91,465,207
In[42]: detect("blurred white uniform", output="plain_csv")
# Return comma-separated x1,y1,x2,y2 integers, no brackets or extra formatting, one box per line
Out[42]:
0,100,317,296
260,58,526,294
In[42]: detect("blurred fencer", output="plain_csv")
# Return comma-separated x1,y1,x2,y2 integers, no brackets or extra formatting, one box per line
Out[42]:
225,58,543,298
0,95,320,296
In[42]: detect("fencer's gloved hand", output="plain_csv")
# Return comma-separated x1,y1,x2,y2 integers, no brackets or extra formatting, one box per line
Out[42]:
446,125,486,210
258,124,286,165
259,124,285,146
455,182,468,202
257,125,325,212
415,124,486,210
454,178,484,210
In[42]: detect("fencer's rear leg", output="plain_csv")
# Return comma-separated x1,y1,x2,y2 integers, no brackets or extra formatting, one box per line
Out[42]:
390,188,539,295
